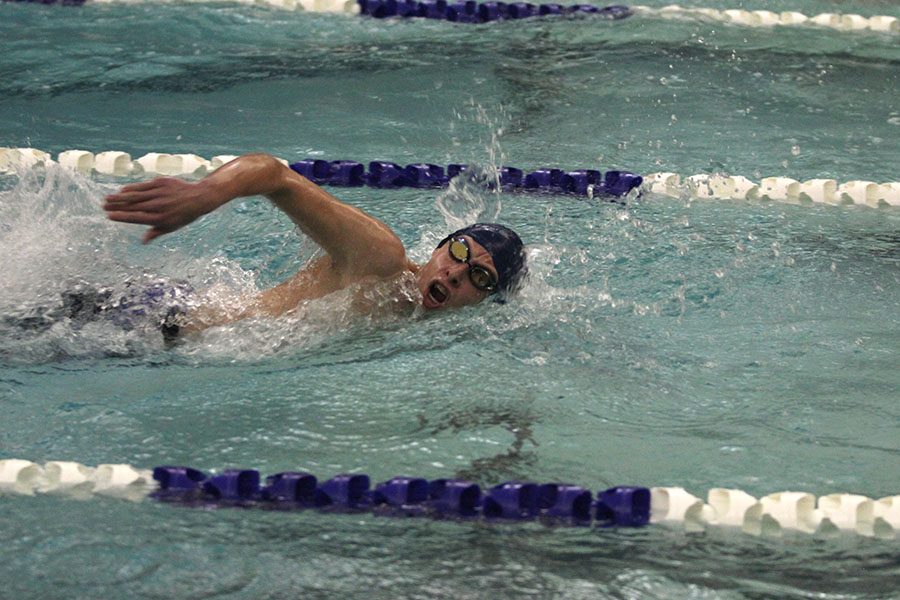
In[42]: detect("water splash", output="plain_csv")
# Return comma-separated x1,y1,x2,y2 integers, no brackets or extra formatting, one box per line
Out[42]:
0,165,256,363
434,103,511,233
180,271,423,363
434,167,503,234
0,164,121,300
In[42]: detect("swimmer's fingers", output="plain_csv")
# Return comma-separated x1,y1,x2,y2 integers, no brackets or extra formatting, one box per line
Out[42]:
102,197,174,214
106,209,181,244
142,228,165,244
104,209,161,226
103,190,158,205
105,208,184,231
104,177,190,204
104,177,216,243
108,178,164,195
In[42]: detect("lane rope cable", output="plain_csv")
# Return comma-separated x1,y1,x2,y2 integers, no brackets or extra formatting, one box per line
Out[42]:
3,0,897,36
2,147,899,207
1,458,898,539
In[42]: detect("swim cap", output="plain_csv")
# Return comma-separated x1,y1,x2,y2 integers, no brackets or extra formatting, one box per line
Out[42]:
437,223,527,295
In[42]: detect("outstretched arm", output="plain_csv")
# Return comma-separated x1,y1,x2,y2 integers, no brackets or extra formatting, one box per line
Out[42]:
103,154,407,278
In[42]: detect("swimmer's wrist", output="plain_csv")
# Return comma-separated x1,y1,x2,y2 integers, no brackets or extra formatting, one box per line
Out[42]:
195,176,237,214
201,153,290,206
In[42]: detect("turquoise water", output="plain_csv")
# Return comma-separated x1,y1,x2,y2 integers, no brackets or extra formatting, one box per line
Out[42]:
1,1,899,598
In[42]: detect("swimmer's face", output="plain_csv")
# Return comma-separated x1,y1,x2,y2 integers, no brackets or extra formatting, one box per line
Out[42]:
417,236,499,310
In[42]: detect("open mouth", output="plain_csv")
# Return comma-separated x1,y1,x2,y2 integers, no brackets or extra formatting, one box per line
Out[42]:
428,282,448,306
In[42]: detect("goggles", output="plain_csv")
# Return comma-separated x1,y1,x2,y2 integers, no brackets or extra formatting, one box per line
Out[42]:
447,237,498,293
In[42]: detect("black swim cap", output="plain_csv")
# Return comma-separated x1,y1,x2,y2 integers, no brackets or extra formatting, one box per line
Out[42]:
438,223,527,295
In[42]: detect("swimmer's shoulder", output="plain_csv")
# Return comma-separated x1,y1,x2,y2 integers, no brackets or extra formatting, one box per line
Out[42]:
354,233,408,279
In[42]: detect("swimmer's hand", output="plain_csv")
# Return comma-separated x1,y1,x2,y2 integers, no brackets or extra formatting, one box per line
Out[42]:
104,177,222,243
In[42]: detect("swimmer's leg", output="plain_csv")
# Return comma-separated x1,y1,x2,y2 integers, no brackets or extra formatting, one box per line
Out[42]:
3,280,192,345
1,283,110,333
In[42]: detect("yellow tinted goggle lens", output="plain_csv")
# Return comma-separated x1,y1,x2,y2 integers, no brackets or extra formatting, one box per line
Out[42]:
448,239,469,262
468,266,494,290
447,237,496,292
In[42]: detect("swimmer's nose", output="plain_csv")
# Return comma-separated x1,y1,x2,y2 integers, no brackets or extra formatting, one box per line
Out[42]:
446,264,464,287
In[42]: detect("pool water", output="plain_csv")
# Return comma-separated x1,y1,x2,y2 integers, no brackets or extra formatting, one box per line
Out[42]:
1,0,899,598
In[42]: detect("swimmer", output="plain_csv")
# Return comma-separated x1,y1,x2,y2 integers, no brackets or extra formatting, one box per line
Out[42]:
103,153,526,336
